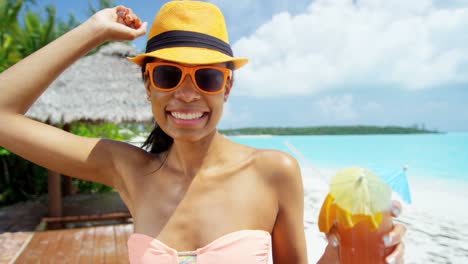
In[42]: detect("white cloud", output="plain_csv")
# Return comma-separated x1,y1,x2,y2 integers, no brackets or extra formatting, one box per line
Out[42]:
218,102,253,129
207,0,311,41
363,101,383,113
315,94,358,121
232,0,468,96
434,0,468,8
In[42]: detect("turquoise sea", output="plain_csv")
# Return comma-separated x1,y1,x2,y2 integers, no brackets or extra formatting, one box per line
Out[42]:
229,132,468,183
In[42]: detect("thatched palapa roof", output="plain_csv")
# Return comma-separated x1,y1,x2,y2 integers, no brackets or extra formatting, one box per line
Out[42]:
26,43,153,124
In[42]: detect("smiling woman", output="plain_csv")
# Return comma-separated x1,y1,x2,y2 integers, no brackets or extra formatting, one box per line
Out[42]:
0,1,408,264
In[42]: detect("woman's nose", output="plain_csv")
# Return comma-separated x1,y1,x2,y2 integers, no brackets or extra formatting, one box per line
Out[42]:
173,75,201,102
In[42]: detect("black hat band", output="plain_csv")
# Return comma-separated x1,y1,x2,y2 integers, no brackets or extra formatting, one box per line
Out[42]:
145,30,233,57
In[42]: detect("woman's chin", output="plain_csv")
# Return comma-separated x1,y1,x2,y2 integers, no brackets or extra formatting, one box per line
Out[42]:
168,128,217,143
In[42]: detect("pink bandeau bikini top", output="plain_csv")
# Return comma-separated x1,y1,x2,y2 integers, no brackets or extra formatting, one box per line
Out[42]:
127,229,271,264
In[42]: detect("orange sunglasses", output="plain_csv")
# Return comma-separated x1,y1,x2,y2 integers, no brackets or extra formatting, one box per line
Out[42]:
145,62,232,95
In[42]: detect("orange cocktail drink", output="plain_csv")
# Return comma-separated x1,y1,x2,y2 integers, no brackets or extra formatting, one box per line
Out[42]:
318,167,394,264
336,208,394,264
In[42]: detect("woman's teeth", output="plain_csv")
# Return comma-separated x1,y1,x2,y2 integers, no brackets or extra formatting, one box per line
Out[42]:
170,112,204,120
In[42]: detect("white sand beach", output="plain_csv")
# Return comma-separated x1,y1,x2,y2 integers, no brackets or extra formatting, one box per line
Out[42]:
301,167,468,264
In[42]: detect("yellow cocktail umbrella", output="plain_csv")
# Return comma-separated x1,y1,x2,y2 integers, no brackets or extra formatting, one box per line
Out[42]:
331,167,392,215
319,167,392,232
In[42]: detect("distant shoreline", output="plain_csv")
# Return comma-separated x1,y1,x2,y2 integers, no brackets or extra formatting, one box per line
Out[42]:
219,125,439,136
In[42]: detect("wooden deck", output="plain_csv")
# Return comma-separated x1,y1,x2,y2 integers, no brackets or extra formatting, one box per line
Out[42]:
12,224,133,264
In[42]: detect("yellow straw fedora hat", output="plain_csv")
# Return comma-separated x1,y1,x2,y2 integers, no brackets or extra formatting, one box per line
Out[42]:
128,0,248,70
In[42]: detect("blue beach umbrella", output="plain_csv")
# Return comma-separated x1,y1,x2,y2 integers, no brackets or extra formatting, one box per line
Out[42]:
368,165,412,204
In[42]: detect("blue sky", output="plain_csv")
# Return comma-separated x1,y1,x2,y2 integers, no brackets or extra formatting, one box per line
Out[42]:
38,0,468,132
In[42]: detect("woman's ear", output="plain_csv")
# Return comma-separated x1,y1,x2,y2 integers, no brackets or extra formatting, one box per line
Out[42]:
224,77,234,102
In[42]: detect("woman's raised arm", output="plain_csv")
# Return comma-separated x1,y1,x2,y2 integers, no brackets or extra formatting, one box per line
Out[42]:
0,7,147,188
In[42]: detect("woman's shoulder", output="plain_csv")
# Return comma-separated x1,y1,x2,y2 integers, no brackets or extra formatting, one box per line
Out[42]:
226,140,299,174
219,138,302,186
104,140,167,188
248,149,303,205
105,139,164,168
250,148,301,184
252,148,298,166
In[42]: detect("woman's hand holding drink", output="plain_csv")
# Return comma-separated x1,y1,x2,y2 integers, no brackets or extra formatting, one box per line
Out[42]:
318,167,406,264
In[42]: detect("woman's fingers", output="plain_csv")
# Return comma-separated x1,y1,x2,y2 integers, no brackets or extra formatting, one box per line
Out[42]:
327,233,340,248
385,238,405,264
391,200,402,217
383,221,406,264
327,225,340,252
133,16,142,28
133,21,147,37
115,6,141,29
116,6,127,15
112,6,147,39
116,6,129,23
117,15,125,25
321,223,341,264
87,5,146,42
384,200,406,263
124,14,133,26
383,223,407,248
128,14,141,29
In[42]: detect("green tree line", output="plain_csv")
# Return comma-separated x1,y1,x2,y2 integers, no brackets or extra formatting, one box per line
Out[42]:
219,125,439,136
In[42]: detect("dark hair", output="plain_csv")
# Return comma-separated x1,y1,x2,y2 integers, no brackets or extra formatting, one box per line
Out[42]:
141,60,235,154
141,125,173,154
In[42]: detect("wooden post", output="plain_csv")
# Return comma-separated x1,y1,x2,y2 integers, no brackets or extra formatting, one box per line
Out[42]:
63,176,73,196
48,169,62,229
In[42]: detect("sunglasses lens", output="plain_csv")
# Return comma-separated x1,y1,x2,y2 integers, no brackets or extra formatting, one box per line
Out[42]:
195,68,225,92
153,65,182,89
